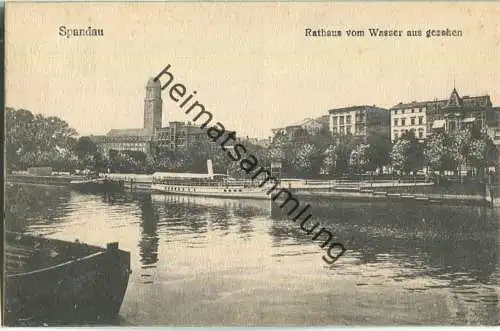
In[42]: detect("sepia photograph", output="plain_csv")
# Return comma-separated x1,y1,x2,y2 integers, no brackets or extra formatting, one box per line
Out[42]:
3,1,500,326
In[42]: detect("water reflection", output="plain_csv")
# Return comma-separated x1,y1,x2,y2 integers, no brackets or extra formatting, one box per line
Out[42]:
4,184,500,325
272,199,500,324
150,194,267,240
270,199,498,280
310,201,498,282
4,183,73,233
137,195,159,267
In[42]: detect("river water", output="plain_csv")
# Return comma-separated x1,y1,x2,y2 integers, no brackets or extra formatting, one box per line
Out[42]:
4,183,500,325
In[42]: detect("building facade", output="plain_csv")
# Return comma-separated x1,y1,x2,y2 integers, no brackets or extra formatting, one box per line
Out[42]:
391,88,494,142
241,137,273,148
92,77,226,158
272,117,326,137
91,132,152,156
91,77,162,156
486,107,500,149
390,102,428,142
328,105,390,138
155,121,207,151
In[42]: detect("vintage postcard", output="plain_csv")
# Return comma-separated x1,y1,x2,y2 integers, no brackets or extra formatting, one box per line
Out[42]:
3,1,500,326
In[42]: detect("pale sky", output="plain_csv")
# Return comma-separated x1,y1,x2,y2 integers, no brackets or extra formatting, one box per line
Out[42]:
5,2,500,138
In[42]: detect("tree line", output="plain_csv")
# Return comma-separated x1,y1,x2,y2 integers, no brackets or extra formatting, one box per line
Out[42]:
6,108,498,178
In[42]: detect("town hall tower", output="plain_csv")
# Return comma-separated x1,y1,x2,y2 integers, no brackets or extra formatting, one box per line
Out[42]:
144,77,163,135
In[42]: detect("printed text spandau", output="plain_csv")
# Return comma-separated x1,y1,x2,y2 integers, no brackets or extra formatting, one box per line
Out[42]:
59,26,104,39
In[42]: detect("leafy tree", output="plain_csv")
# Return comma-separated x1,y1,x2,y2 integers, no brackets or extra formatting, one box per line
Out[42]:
267,132,291,162
350,143,370,174
320,144,336,175
424,133,459,174
290,143,320,177
154,149,187,172
390,131,424,175
332,135,361,176
6,107,78,171
365,133,392,173
74,137,98,161
122,150,148,164
424,129,496,178
466,131,498,177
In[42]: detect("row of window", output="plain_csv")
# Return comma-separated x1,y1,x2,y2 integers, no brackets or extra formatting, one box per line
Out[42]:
106,143,146,148
394,116,424,126
393,107,425,115
161,186,243,193
331,115,352,125
331,126,353,135
393,128,425,139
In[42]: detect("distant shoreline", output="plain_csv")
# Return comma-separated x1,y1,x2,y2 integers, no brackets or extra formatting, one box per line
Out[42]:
6,174,494,208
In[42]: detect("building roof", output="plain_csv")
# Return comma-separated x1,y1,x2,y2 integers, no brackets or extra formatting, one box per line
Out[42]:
328,105,387,114
316,115,330,126
272,115,330,133
146,77,162,88
446,88,463,108
461,95,492,108
88,135,107,143
391,88,492,110
391,101,431,109
107,128,152,137
290,117,322,127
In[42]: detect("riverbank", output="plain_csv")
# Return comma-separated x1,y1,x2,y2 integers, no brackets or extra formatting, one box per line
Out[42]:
290,189,490,207
288,179,494,207
6,174,80,186
6,174,497,207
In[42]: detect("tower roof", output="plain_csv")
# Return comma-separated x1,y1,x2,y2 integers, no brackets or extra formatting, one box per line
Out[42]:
445,88,463,108
146,77,161,87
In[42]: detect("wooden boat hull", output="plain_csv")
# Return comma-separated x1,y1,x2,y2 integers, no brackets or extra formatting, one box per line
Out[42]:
4,233,131,325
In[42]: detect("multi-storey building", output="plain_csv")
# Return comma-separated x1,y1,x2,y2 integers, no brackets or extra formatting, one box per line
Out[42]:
390,101,428,142
328,105,390,138
92,77,229,158
429,89,492,135
91,131,152,155
272,117,326,137
271,117,328,147
486,107,500,149
91,77,164,156
391,88,494,142
241,137,273,148
155,121,224,152
316,115,330,132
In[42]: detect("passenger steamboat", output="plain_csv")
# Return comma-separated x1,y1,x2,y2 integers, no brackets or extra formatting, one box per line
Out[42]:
150,160,271,200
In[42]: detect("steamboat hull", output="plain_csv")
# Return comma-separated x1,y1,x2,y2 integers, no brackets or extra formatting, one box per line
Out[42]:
150,184,270,200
